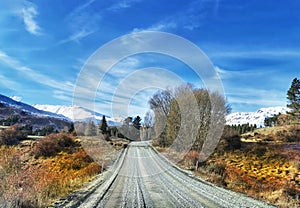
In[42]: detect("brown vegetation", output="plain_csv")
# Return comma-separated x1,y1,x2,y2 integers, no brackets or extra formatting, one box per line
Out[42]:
0,125,27,145
0,131,102,207
154,124,300,208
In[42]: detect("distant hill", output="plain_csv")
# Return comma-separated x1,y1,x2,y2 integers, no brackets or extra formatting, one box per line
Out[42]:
0,94,71,131
33,104,123,126
226,107,288,127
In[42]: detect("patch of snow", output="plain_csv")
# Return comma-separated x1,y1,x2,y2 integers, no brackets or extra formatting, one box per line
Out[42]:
226,106,288,127
10,95,22,102
33,104,123,126
0,94,68,120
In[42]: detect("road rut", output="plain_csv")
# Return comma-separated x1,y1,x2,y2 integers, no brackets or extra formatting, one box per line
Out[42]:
54,141,275,208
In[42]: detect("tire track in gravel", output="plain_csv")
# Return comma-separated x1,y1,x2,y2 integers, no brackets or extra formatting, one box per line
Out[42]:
53,141,276,208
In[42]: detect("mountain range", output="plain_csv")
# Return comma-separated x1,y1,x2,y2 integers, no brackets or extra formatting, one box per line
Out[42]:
226,106,288,127
33,104,123,126
1,94,288,129
34,104,288,128
0,94,71,131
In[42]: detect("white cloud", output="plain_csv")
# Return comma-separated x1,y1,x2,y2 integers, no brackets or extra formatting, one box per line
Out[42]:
61,0,100,44
214,65,288,111
53,90,73,102
215,65,268,80
107,0,142,12
228,94,286,107
210,50,300,59
133,22,177,33
22,4,42,35
74,54,186,117
224,83,286,108
59,29,96,44
71,0,96,15
95,67,184,117
0,74,21,90
132,0,219,33
0,50,74,101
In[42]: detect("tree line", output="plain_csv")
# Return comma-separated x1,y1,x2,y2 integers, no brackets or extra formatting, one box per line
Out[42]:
76,115,143,141
230,123,257,134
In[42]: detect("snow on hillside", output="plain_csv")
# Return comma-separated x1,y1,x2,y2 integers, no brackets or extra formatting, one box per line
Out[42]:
33,105,123,126
226,106,288,127
0,94,68,120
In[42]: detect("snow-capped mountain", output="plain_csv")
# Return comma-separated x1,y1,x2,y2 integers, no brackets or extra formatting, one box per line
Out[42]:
33,104,123,126
226,106,288,127
0,94,68,120
0,94,71,130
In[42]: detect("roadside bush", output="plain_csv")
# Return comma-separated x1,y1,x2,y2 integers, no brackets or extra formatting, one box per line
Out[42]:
183,150,200,169
217,126,241,151
275,126,300,142
0,125,27,145
205,162,226,176
250,144,267,157
31,133,78,158
0,136,101,207
286,126,300,142
198,162,227,185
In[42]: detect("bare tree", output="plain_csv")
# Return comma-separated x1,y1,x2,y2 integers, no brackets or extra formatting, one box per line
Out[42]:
149,88,174,145
149,88,173,117
149,84,227,166
144,110,155,128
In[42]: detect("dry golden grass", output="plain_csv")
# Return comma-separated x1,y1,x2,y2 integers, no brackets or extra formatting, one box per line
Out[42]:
154,125,300,207
0,133,108,207
242,125,300,143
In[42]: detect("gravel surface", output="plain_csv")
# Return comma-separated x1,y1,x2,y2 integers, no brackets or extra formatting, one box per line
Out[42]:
53,141,276,208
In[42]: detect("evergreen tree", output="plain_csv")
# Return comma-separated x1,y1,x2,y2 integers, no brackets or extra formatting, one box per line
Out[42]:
287,77,300,115
68,123,75,133
99,115,108,134
133,116,142,130
124,117,132,126
131,116,142,140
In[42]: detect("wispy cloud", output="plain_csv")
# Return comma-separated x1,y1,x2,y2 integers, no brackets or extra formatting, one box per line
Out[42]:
227,88,286,107
0,74,21,90
133,21,177,33
107,0,142,12
215,65,288,111
131,0,216,33
74,55,185,117
62,0,100,44
59,29,96,44
0,50,73,100
106,67,184,117
21,3,42,35
70,0,96,15
61,0,142,44
215,66,266,80
210,50,300,59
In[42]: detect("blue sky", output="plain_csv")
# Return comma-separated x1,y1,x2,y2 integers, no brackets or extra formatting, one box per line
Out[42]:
0,0,299,117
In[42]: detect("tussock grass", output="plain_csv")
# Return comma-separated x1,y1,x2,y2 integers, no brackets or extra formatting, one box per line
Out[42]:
155,125,300,207
0,133,103,207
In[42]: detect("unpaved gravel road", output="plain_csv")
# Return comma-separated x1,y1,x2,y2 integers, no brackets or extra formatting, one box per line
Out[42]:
53,141,275,208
